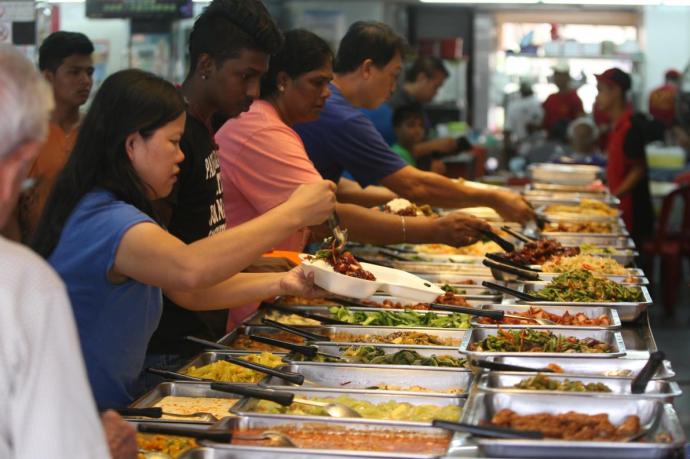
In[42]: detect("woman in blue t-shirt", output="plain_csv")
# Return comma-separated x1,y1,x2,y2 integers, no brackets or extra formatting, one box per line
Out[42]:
31,69,336,409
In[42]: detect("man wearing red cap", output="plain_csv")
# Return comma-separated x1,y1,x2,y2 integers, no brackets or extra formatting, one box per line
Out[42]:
595,68,654,247
649,69,681,129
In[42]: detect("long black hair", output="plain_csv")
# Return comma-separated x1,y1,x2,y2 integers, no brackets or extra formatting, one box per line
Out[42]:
31,69,185,259
260,29,333,99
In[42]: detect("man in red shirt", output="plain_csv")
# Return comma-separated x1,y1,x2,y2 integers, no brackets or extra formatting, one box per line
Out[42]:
595,68,654,247
649,69,681,129
543,64,584,140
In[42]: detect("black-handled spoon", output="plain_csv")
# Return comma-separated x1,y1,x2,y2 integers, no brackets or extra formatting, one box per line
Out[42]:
430,303,506,320
631,351,666,394
482,259,541,282
210,382,295,406
481,281,541,302
248,335,345,361
432,419,544,439
260,318,331,342
501,225,538,243
478,229,515,253
137,423,232,442
117,407,163,418
472,359,554,373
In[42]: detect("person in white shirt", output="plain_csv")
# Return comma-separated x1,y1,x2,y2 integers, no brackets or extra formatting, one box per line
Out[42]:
504,80,544,157
0,45,135,458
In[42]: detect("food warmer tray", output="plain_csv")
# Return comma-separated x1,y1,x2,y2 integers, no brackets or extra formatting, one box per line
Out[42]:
217,325,320,348
284,343,468,366
476,372,682,402
508,284,653,322
413,273,505,292
261,363,473,397
524,191,620,206
221,325,468,351
527,182,610,194
539,209,623,223
486,356,675,379
246,306,473,330
543,233,635,248
517,272,649,286
532,251,641,270
470,304,621,330
275,291,502,307
192,415,456,458
460,392,685,458
230,386,465,428
459,328,626,359
177,351,288,375
128,382,245,424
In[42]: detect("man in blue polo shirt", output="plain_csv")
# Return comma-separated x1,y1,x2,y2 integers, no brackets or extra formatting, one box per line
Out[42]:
295,21,534,223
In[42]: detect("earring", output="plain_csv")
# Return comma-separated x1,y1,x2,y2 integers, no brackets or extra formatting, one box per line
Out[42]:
201,74,208,80
278,85,285,92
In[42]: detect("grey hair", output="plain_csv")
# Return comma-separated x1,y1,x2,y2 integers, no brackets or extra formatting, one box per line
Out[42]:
0,45,54,159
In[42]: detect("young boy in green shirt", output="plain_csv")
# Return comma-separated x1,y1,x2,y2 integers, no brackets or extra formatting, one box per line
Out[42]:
391,104,426,167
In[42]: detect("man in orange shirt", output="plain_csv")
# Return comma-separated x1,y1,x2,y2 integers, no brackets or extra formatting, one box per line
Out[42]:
543,63,584,141
7,31,94,241
649,69,681,129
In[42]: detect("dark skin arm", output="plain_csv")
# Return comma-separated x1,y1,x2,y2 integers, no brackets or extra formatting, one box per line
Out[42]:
336,177,397,207
379,166,535,224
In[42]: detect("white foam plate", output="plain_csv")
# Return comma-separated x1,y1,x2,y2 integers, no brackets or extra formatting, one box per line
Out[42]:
300,255,444,302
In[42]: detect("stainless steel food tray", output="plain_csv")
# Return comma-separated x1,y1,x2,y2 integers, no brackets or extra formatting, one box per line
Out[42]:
524,191,620,206
230,386,465,427
261,363,473,396
462,392,686,458
511,284,652,322
470,304,621,330
307,325,467,347
534,266,645,279
520,272,649,286
247,306,473,330
534,250,640,269
181,448,359,459
178,351,288,376
476,372,682,402
527,182,610,194
218,325,316,348
390,260,494,275
195,415,453,458
540,209,623,223
459,328,626,359
285,343,467,367
544,233,635,249
488,356,675,379
128,382,244,424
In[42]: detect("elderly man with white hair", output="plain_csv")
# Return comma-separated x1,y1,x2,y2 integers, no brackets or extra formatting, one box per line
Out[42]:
0,46,136,458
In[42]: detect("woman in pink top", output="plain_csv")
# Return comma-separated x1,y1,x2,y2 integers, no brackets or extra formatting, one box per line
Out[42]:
217,29,491,254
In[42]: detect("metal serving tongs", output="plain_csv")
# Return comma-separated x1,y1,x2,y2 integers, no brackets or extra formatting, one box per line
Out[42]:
327,211,348,253
482,258,545,283
137,423,297,448
247,335,347,362
431,419,544,439
481,281,541,303
118,407,219,422
430,303,556,326
210,383,362,418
